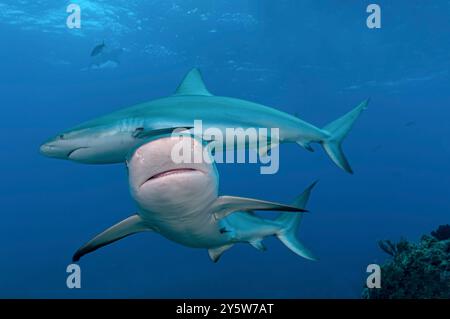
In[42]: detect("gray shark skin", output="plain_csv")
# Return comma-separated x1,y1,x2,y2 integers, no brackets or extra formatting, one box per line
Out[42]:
40,68,368,173
72,134,316,262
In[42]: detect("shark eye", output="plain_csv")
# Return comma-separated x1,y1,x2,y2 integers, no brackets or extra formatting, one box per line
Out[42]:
59,134,65,140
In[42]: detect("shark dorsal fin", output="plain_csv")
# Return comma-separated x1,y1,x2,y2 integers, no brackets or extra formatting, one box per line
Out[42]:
174,68,212,96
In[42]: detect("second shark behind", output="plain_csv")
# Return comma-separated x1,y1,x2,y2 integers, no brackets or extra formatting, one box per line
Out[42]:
41,68,368,174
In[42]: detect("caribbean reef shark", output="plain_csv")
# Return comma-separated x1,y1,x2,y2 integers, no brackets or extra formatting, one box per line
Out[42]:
40,68,368,173
73,134,316,262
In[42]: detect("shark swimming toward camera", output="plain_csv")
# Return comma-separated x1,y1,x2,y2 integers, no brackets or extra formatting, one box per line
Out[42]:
73,134,316,262
40,68,368,173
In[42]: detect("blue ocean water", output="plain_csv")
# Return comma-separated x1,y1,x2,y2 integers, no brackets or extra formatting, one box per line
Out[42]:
0,0,449,298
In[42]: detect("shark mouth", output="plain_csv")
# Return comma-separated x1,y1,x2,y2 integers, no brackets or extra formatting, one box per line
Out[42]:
67,147,88,158
142,168,201,186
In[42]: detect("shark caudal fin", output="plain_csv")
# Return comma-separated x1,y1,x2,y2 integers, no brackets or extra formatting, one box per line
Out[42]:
320,99,369,174
275,181,317,261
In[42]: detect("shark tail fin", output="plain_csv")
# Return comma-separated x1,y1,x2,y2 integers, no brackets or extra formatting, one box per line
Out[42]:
275,181,318,261
319,99,369,174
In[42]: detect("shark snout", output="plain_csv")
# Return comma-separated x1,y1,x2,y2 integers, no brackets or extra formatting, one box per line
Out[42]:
39,142,55,156
39,140,73,159
40,142,62,158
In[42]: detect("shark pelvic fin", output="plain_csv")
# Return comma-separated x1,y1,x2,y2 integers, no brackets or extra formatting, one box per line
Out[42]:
250,239,267,251
174,68,212,96
297,141,314,152
72,214,151,262
208,244,234,263
211,196,307,220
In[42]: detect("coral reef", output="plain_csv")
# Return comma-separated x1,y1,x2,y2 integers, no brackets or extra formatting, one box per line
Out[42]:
431,224,450,241
377,238,411,257
363,225,450,299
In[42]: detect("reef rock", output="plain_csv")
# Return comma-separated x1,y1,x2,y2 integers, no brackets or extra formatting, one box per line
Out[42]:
363,225,450,299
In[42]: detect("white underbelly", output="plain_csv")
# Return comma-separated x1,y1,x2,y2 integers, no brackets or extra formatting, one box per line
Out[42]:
139,208,230,248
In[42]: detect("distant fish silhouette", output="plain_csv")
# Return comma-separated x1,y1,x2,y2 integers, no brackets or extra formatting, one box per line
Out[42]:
89,47,123,69
90,41,106,57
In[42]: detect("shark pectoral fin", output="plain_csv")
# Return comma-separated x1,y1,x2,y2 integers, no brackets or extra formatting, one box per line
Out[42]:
250,240,267,252
132,127,193,139
72,214,151,262
208,244,234,263
174,68,213,96
211,196,308,220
